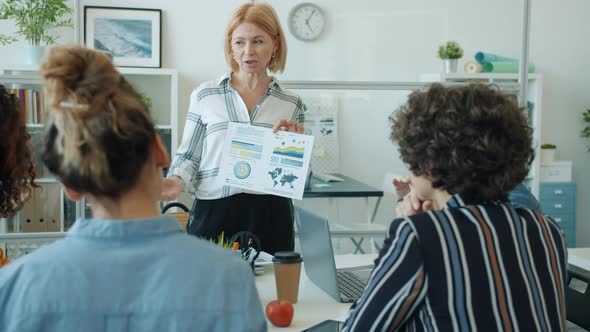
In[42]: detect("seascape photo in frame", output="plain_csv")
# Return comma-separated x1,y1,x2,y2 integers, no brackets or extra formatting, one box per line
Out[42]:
84,6,161,68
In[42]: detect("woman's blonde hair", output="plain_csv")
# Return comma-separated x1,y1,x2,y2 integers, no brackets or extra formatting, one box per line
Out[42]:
40,46,156,198
224,2,287,73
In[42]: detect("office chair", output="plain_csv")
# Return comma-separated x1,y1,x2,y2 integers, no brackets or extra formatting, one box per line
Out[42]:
161,202,190,231
566,268,590,330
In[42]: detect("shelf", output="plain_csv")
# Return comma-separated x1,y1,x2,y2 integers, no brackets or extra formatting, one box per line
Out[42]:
0,232,67,241
443,72,541,81
419,73,542,92
0,65,177,75
0,65,40,73
119,67,178,76
28,123,171,131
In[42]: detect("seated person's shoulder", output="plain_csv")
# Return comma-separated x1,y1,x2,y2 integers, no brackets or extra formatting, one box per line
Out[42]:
387,214,425,238
391,210,435,229
0,240,68,292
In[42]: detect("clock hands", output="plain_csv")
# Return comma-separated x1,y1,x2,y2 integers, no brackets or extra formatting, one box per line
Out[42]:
305,9,316,32
305,9,316,24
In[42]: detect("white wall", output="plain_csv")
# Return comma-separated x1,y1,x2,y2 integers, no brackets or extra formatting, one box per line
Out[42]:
1,0,588,245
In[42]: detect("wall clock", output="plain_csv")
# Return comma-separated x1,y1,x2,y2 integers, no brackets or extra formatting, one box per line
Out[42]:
288,3,325,42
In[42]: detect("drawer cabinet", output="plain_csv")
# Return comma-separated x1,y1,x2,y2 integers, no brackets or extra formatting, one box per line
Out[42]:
540,182,576,247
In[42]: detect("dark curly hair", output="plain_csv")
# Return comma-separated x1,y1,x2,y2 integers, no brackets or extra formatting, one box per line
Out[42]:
390,83,533,202
0,84,37,217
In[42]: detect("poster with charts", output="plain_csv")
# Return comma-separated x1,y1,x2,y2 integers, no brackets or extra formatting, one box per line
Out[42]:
301,95,340,174
220,122,315,200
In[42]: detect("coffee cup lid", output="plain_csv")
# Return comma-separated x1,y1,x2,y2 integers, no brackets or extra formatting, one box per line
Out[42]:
272,251,303,264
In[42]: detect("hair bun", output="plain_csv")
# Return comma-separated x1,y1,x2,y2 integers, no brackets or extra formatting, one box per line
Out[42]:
41,46,120,109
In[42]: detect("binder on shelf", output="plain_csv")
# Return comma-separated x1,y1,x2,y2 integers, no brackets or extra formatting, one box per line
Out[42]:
8,88,45,124
21,196,39,232
19,183,62,232
45,184,62,232
38,184,61,232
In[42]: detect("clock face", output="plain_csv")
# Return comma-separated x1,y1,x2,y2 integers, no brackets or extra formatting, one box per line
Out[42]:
288,3,325,41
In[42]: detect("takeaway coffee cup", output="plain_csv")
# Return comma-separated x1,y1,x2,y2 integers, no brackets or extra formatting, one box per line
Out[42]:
272,251,303,303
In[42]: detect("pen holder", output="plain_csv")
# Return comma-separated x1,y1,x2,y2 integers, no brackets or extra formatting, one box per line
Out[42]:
229,231,261,272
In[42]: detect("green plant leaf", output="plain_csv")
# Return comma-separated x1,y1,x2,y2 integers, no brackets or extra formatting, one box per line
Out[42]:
437,41,464,59
0,0,73,46
0,34,18,46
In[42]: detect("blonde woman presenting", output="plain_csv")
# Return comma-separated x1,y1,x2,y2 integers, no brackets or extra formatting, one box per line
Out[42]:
162,2,305,254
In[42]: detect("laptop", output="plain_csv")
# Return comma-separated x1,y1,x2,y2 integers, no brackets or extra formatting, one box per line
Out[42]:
295,206,373,303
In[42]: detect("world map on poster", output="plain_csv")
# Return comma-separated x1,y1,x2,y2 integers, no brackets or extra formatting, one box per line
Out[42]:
268,167,299,189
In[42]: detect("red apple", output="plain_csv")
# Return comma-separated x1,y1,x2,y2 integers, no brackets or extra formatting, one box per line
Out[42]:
265,299,294,327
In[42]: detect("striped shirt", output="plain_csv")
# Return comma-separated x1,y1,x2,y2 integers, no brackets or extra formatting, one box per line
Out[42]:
168,73,305,199
343,194,567,332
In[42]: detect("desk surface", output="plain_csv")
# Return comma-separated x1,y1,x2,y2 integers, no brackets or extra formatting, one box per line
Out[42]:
255,254,376,332
304,174,383,198
568,248,590,272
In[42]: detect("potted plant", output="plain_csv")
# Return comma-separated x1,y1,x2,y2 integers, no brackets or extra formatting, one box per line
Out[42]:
437,41,464,74
0,0,73,65
582,109,590,151
540,143,557,163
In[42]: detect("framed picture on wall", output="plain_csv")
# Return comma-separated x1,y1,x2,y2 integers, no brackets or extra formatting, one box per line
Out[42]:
84,6,161,68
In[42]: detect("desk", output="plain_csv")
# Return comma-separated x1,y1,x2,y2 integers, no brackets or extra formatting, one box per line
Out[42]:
303,174,385,253
566,248,590,331
304,174,383,199
304,174,383,223
568,248,590,272
255,254,376,332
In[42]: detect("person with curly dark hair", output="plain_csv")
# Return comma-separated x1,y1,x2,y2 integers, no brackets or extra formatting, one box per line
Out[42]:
0,84,37,218
343,83,567,332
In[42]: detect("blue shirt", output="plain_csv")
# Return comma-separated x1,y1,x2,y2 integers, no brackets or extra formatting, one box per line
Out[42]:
0,216,266,332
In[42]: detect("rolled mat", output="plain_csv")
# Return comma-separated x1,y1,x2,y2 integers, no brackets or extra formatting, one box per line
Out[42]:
481,61,535,73
464,61,483,73
475,52,517,63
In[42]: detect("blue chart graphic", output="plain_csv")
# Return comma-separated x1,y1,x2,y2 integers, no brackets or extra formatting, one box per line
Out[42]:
233,161,252,179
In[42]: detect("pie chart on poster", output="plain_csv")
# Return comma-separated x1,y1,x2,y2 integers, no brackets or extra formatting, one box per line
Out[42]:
233,161,252,179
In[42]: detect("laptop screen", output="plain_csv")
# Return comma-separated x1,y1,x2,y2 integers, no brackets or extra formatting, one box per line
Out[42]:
295,206,341,300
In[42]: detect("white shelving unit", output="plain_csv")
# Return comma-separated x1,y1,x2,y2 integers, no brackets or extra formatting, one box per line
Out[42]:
0,65,179,241
420,72,543,199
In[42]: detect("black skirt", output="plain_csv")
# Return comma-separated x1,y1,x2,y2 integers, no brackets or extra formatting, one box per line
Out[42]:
186,193,294,255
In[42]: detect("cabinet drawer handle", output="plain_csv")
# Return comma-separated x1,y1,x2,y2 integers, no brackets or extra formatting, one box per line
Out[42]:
553,189,563,195
554,218,562,223
554,203,563,209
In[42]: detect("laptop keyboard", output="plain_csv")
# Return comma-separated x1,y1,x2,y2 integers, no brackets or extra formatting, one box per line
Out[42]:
337,271,367,300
